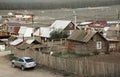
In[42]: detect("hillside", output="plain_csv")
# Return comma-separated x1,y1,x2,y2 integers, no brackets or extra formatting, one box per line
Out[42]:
0,0,120,10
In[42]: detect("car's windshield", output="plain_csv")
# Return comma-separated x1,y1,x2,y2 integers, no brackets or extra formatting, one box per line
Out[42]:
25,59,34,63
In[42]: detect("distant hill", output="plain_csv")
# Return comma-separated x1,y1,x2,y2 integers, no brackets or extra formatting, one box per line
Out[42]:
0,0,120,10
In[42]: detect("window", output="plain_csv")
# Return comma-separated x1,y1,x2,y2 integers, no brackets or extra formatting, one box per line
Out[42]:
25,59,34,63
91,37,93,41
19,59,24,62
96,41,102,49
109,43,116,48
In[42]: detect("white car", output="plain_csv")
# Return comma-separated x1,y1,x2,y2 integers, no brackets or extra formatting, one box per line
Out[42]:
12,57,36,70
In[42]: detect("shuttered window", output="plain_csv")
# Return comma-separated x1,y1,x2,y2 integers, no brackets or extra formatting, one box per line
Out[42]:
96,41,102,49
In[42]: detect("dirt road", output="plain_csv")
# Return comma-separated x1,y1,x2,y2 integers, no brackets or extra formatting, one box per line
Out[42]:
0,51,63,77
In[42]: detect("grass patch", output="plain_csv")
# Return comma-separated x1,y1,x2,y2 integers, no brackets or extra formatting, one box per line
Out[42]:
52,52,91,58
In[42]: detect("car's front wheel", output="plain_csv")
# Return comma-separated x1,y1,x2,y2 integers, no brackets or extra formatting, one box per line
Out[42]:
21,66,25,71
12,63,16,68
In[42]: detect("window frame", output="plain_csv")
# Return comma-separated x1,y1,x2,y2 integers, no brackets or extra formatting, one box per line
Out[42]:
96,41,102,49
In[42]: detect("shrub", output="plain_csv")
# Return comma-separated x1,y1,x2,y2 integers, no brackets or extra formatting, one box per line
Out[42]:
93,50,100,55
50,29,69,40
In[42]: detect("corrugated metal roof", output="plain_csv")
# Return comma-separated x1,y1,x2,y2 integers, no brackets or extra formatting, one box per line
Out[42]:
40,27,52,38
18,26,27,34
86,20,107,25
24,27,33,37
34,27,52,38
50,20,71,30
34,20,72,38
80,22,92,25
16,37,42,50
68,30,97,42
26,39,34,44
10,38,23,46
104,27,110,31
18,26,34,37
33,28,41,36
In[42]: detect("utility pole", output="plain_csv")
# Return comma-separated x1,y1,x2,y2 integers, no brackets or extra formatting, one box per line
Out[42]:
73,10,77,30
32,14,34,25
32,14,35,39
116,8,120,39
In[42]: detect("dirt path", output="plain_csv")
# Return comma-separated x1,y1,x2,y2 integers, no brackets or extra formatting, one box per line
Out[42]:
0,51,63,77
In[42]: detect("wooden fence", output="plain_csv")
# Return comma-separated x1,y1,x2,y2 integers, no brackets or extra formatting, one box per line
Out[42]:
14,50,120,77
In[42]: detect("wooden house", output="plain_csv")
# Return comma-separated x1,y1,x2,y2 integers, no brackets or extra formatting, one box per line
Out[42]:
5,22,21,35
34,20,77,41
0,30,10,38
67,30,108,54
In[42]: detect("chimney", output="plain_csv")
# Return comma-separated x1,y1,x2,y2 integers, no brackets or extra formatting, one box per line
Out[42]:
86,28,92,35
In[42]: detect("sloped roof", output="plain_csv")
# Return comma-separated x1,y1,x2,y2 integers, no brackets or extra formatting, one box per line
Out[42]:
80,22,92,25
10,38,23,46
26,37,41,44
104,27,110,31
18,26,34,37
50,20,72,30
18,26,27,34
34,27,52,38
24,27,33,37
34,20,72,38
68,30,101,43
16,42,30,50
26,39,35,44
41,27,52,38
23,15,31,18
7,22,21,26
16,38,42,50
33,28,41,36
86,20,107,25
108,24,120,31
